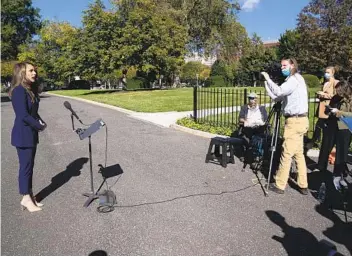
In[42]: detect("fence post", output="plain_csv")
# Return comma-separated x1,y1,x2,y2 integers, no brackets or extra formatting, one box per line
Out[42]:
193,86,198,121
244,88,248,104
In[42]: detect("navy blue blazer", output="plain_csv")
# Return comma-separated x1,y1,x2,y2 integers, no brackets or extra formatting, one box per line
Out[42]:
11,85,45,147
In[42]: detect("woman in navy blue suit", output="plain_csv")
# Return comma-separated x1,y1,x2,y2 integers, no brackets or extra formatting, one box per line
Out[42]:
9,62,46,212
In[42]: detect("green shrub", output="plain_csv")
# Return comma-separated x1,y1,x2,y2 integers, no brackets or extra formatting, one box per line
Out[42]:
176,117,233,136
210,60,227,77
68,80,91,89
302,74,321,88
1,84,10,93
209,75,227,87
127,77,144,89
181,61,208,81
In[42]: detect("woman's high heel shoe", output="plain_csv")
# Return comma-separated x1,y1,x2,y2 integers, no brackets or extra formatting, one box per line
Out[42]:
34,201,44,207
29,191,44,207
21,195,42,212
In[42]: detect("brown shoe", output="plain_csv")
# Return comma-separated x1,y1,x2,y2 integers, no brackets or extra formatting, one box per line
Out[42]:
298,187,309,195
268,183,285,194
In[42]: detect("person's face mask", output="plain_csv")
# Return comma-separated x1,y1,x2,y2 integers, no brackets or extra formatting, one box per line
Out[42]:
324,70,333,80
249,98,256,106
281,60,292,77
282,68,290,77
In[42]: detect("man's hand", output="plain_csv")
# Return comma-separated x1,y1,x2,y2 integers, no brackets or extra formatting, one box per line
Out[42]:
261,72,270,81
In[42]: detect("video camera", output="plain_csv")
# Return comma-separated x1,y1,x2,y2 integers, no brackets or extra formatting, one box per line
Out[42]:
325,105,334,115
253,71,266,82
253,62,284,84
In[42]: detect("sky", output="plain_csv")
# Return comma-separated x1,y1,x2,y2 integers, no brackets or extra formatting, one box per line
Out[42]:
32,0,310,42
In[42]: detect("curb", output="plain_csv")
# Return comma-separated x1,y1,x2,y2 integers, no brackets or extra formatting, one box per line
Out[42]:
169,124,228,139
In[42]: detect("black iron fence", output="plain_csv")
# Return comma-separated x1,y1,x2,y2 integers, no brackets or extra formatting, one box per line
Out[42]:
193,87,319,136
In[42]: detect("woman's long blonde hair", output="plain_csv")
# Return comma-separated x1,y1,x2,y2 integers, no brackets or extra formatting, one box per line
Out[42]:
9,62,37,103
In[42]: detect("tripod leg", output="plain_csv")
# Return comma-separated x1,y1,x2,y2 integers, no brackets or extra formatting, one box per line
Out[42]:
88,136,94,193
266,110,281,194
342,187,348,223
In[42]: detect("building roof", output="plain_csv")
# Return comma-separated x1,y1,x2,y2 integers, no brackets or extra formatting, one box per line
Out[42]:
263,40,280,48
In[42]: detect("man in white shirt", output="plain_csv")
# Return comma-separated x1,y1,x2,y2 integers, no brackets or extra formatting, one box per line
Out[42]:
261,58,309,195
239,92,268,144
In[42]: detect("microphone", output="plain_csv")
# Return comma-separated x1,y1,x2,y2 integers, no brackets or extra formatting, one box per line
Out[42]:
63,101,81,122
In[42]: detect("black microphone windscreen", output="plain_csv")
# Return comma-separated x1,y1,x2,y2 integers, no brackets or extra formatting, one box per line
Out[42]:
63,101,72,110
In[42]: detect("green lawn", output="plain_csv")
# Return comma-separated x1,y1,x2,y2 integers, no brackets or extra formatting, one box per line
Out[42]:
51,88,194,112
50,87,321,113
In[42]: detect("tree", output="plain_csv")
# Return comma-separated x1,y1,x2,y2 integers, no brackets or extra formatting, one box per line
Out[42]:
236,34,277,86
126,0,241,54
214,18,251,84
18,21,80,87
211,60,227,77
78,0,117,82
180,61,207,80
1,61,17,87
297,0,352,75
277,29,300,60
111,0,188,86
1,0,41,60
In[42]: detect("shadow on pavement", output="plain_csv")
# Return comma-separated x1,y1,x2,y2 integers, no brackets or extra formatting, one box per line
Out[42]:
82,90,122,95
35,157,89,202
89,250,108,256
39,94,51,99
266,210,319,255
266,210,344,255
315,204,352,255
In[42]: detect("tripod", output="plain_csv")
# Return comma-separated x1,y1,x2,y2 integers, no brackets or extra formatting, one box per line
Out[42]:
265,101,282,196
249,102,282,196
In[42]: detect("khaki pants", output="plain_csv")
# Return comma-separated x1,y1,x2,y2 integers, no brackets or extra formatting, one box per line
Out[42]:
275,117,309,190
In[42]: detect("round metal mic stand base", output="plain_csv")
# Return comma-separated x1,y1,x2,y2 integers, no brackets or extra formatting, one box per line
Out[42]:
82,193,99,208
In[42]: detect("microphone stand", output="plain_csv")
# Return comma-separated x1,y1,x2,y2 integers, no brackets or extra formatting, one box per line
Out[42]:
73,118,106,208
65,101,105,208
71,114,75,131
82,135,99,207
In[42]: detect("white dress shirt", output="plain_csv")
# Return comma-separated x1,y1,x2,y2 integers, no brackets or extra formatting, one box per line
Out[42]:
245,105,265,127
265,73,308,116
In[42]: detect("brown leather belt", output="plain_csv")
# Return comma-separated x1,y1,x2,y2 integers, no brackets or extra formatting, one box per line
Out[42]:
284,113,307,118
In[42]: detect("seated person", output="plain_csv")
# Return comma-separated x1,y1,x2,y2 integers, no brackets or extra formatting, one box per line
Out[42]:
238,92,268,144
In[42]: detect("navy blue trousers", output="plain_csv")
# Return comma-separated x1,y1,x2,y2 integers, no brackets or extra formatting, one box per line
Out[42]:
16,147,37,195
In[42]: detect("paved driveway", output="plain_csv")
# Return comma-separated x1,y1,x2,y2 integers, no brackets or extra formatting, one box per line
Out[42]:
1,94,351,255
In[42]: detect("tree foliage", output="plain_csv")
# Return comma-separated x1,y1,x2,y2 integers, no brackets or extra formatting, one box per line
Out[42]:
180,61,208,80
1,0,41,60
1,61,17,86
112,0,188,84
277,29,300,60
297,0,352,75
18,21,79,86
236,34,277,86
160,0,241,54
